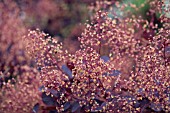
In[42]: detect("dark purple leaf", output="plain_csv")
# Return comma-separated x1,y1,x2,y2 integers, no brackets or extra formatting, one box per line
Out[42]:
42,92,55,106
49,110,58,113
71,101,80,112
101,56,110,62
92,106,102,112
109,70,121,76
38,86,45,92
64,102,71,111
150,103,162,112
48,89,59,98
165,46,170,53
62,65,73,79
32,103,39,113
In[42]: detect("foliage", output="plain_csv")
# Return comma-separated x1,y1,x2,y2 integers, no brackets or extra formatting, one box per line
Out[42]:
0,0,170,113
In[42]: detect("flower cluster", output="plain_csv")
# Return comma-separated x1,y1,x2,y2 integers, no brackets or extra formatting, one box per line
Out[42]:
0,0,170,113
25,1,170,112
0,66,42,113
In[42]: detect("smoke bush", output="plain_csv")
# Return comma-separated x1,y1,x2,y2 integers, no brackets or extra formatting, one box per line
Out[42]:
0,0,170,113
23,0,170,112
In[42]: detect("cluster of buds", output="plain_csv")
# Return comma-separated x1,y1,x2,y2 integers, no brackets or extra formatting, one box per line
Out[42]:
25,0,170,112
0,66,42,113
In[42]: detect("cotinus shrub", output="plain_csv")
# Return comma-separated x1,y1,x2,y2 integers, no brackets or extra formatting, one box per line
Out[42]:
24,0,170,112
0,0,170,113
